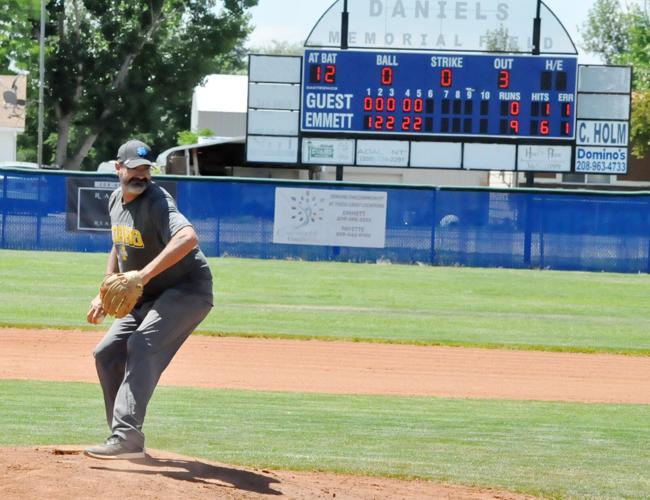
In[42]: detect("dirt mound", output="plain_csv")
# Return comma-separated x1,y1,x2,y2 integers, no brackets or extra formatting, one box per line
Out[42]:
0,446,532,499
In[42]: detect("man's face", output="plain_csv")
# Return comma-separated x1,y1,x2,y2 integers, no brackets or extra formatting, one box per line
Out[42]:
117,163,151,196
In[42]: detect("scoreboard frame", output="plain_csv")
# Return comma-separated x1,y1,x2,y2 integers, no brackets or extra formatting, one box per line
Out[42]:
300,49,579,142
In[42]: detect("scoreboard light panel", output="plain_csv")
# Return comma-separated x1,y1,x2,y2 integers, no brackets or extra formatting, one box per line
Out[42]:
301,50,578,140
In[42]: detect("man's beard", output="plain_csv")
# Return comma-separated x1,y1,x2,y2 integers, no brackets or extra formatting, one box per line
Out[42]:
125,178,149,195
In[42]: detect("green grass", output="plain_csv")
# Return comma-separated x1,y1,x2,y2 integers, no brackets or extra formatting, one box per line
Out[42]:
1,380,648,499
1,249,650,353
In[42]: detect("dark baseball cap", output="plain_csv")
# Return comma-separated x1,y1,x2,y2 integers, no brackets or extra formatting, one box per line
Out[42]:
116,139,154,168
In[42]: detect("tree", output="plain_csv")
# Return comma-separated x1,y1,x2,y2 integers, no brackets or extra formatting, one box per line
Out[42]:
581,0,630,64
482,26,520,53
631,91,650,158
0,1,41,160
248,40,305,57
9,0,256,170
582,0,650,158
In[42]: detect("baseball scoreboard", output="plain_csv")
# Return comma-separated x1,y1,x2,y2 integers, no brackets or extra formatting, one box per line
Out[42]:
301,49,578,140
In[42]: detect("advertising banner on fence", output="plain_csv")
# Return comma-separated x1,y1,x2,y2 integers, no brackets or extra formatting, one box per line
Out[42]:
66,178,177,232
273,187,387,248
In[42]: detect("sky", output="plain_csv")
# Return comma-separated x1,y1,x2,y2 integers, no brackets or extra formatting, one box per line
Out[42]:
245,0,603,63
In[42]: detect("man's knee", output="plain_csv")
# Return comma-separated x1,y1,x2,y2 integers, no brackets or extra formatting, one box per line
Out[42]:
94,341,125,371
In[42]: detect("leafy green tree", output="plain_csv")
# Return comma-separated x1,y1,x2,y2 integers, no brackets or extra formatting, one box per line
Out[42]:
630,91,650,158
582,0,650,158
248,40,305,56
177,128,215,145
581,0,630,64
7,0,256,170
482,26,520,52
0,0,41,160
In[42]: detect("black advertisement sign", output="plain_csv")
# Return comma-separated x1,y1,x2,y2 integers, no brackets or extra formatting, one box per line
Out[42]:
66,177,178,232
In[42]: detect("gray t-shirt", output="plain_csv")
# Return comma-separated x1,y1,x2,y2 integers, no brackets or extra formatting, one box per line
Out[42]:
109,182,213,303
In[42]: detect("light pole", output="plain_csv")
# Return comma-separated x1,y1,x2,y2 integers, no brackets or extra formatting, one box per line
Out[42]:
37,0,46,168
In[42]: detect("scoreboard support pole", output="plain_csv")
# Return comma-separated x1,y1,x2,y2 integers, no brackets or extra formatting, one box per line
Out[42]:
341,0,349,50
339,0,348,183
525,0,543,187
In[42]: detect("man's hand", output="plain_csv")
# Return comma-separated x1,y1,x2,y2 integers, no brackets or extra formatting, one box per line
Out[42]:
87,295,106,324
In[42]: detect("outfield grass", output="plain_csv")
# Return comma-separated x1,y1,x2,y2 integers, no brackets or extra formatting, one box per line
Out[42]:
1,249,649,353
0,380,648,498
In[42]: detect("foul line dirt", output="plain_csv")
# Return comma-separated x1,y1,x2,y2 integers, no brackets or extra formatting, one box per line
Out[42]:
1,328,649,404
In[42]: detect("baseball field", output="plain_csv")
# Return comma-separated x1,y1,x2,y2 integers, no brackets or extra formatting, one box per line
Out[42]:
1,249,649,499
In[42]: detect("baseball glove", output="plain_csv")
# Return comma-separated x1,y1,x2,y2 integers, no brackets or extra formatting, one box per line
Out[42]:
100,271,144,318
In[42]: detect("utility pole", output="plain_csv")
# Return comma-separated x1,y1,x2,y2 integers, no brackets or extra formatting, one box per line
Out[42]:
37,0,46,168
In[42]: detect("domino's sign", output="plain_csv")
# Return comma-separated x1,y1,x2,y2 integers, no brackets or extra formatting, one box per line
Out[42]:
575,147,627,174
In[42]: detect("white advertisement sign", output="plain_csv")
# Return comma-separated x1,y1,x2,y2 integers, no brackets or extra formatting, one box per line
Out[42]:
578,66,632,93
464,143,516,171
517,145,572,172
247,110,299,135
249,55,301,83
356,140,409,167
575,147,628,174
302,138,356,165
410,142,462,169
246,136,298,163
576,120,628,146
577,94,630,120
248,84,300,110
273,187,387,248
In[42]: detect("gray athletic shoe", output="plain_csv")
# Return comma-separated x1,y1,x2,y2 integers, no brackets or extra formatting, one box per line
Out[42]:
84,435,145,460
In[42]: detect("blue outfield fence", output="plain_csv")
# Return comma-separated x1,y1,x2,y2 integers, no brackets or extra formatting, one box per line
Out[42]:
1,168,650,274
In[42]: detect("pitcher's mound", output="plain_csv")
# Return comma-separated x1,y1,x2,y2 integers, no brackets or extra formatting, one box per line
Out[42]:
0,446,533,499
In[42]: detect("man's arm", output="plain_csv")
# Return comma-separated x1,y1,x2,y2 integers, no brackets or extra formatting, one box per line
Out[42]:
87,245,119,324
139,226,199,285
105,245,119,275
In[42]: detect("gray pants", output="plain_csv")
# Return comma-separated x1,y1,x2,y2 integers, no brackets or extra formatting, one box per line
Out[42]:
93,286,213,449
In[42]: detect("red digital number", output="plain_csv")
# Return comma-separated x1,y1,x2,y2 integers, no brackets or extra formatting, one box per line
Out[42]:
509,120,520,134
402,98,412,112
324,65,336,84
366,116,373,129
375,116,384,130
414,98,423,113
441,68,453,87
381,66,393,85
375,97,385,112
402,116,411,131
314,66,321,82
540,120,550,135
498,70,510,89
413,117,423,131
543,103,551,116
387,97,396,112
386,116,396,130
510,101,520,116
564,122,571,135
563,103,572,117
363,97,373,111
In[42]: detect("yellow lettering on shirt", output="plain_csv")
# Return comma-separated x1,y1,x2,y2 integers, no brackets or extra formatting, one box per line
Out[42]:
111,225,144,248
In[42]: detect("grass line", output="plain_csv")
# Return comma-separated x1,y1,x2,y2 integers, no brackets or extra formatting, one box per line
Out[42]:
0,380,648,498
1,250,650,354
